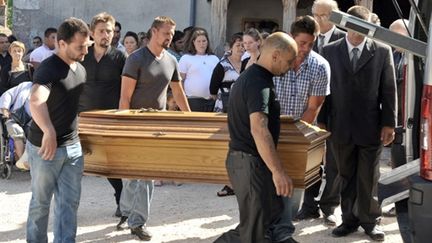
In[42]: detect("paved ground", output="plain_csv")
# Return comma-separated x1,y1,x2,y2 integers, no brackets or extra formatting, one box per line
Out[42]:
0,148,404,243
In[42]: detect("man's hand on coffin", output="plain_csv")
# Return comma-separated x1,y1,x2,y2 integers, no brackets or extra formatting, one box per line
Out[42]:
39,129,57,160
273,170,293,197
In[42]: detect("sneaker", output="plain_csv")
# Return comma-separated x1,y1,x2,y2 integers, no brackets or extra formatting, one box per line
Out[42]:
365,225,385,241
116,216,128,231
324,214,337,226
131,226,152,241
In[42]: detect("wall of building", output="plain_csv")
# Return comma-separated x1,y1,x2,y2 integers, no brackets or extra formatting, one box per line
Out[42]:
195,0,212,32
226,0,283,37
12,0,203,47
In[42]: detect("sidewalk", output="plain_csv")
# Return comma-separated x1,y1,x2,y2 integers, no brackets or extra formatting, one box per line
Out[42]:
0,149,403,242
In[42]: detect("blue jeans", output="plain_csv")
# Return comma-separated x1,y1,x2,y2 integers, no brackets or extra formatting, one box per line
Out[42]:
26,142,84,243
120,179,154,228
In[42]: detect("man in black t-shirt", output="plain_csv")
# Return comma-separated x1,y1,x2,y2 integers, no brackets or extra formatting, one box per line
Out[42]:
25,18,90,243
79,12,127,218
215,32,297,243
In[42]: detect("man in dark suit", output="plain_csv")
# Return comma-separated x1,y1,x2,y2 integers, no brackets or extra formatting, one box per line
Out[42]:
294,0,346,226
312,0,346,55
320,6,396,242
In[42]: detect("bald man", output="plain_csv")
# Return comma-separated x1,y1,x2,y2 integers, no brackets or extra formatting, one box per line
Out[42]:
214,32,298,243
387,18,411,243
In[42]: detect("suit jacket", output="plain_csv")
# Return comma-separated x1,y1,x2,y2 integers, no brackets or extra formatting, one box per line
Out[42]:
319,38,397,146
313,27,346,53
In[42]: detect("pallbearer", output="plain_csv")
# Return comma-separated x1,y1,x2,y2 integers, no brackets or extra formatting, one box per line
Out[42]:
214,32,297,243
26,18,90,242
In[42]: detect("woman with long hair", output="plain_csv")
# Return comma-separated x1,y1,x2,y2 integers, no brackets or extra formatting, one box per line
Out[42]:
179,27,219,112
241,28,263,72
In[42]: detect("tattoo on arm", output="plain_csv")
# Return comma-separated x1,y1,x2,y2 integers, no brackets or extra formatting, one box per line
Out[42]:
258,113,276,151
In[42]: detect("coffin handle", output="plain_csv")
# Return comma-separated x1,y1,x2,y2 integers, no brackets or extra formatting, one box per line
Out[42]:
82,146,92,155
152,131,166,137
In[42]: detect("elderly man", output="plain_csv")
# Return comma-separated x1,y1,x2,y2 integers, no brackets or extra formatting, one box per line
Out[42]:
320,6,396,241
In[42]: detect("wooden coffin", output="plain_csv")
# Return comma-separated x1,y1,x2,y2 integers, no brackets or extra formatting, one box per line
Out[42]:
79,110,330,188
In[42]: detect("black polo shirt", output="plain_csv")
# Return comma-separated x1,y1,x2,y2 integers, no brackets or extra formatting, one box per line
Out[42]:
228,64,280,156
79,45,126,111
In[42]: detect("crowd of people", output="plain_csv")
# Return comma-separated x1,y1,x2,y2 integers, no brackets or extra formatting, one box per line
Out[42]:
0,0,411,242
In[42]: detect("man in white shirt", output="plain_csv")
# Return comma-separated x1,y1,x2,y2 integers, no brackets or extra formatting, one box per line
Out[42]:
29,27,57,69
111,21,126,53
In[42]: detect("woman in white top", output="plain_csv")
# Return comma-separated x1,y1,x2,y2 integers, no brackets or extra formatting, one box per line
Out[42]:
179,27,219,112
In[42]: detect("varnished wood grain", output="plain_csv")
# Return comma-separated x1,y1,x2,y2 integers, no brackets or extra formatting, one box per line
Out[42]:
79,110,330,188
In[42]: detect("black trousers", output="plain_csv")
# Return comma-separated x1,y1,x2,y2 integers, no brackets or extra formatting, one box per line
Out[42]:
214,150,283,243
188,97,215,112
330,142,382,231
107,178,123,205
300,141,339,216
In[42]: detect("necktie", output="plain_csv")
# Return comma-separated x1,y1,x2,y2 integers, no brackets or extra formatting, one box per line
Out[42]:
352,48,359,70
318,35,325,54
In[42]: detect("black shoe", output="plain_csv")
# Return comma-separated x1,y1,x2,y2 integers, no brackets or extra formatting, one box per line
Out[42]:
116,216,128,231
293,208,320,221
332,223,359,237
131,226,152,241
279,237,299,243
365,226,385,242
114,205,122,217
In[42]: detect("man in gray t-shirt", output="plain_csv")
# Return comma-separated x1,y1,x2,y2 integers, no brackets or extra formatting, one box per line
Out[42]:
122,47,180,109
117,16,190,241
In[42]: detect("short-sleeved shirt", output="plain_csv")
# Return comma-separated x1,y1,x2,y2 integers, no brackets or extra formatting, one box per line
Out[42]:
178,54,219,98
274,51,330,118
29,44,55,64
122,47,179,109
28,54,86,147
228,64,280,156
79,46,126,111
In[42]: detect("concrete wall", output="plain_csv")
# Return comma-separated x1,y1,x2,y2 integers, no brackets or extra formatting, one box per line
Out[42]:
13,0,210,47
12,0,315,48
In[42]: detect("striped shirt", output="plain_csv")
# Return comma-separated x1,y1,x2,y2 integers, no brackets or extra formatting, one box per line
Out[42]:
274,51,330,119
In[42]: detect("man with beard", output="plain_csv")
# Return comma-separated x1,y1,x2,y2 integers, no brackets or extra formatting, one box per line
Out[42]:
116,16,190,241
79,12,127,218
111,21,126,53
25,17,90,242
